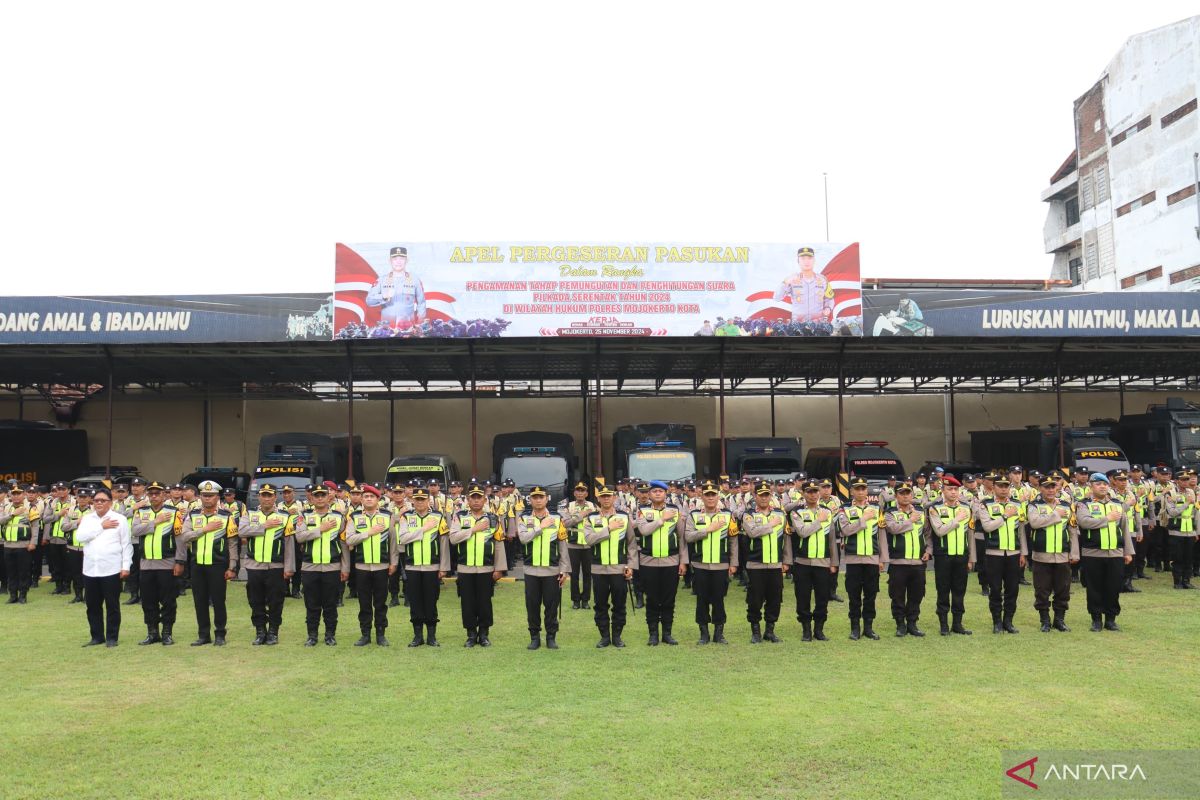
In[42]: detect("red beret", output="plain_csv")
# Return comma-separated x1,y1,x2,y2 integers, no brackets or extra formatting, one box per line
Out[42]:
362,484,381,497
323,481,338,491
941,476,962,487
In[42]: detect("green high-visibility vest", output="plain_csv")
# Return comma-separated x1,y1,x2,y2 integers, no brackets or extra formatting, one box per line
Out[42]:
456,512,498,567
2,510,31,542
302,512,343,565
250,510,291,564
889,512,925,560
792,508,830,560
1030,504,1069,553
1084,502,1123,550
140,509,176,561
405,512,443,566
747,512,784,564
569,502,593,545
351,511,392,565
985,503,1020,551
590,513,630,566
188,511,232,565
524,514,561,567
689,510,732,564
639,507,679,558
933,505,968,556
50,500,69,540
843,505,877,557
1168,493,1195,533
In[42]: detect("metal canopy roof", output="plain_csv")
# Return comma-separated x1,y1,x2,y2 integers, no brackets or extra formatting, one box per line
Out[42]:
0,337,1198,399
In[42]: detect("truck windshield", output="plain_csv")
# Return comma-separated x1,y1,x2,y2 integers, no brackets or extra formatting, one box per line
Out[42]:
501,457,567,488
849,458,903,478
1072,450,1129,475
628,451,696,482
741,457,802,479
388,466,446,485
247,474,311,509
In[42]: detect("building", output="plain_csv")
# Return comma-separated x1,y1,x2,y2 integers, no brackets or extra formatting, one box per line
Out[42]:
1042,15,1199,291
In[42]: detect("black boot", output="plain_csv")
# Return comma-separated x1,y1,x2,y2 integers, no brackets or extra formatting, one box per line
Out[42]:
304,629,318,647
265,627,278,645
252,627,267,646
161,625,175,646
463,628,477,648
324,633,336,646
388,593,400,607
527,632,541,650
1039,610,1051,632
697,624,709,645
376,629,389,646
647,624,659,646
124,592,140,606
476,628,489,647
1002,613,1018,634
572,600,580,610
895,618,907,637
992,612,1003,634
981,584,990,596
848,620,860,640
906,620,924,637
612,626,625,647
661,626,678,645
1018,576,1030,586
408,624,424,647
951,614,972,635
634,591,644,609
938,614,950,636
214,632,226,647
191,633,212,646
1104,615,1121,632
139,626,160,646
597,625,611,648
71,592,84,604
6,594,16,604
829,591,844,603
355,631,372,647
712,624,728,644
425,623,439,647
862,620,879,640
763,624,781,643
1121,578,1139,593
1090,614,1102,632
1052,613,1069,632
750,622,762,643
813,620,828,641
801,621,813,642
546,632,559,649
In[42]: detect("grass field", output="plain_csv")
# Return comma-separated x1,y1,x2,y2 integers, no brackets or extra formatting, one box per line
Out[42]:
1,570,1196,800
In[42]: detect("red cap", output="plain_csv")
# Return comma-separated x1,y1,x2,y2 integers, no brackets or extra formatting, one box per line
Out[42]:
941,476,962,487
362,484,381,497
323,480,338,491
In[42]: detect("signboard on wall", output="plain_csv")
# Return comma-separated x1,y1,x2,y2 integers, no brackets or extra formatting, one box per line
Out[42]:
334,241,863,338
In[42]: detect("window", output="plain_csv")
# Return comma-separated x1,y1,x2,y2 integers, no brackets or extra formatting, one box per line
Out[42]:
1170,264,1200,285
1080,173,1094,211
1065,196,1080,226
1162,98,1197,129
1084,241,1099,282
1119,266,1163,289
1167,184,1197,206
1095,163,1109,203
1068,257,1083,286
1117,191,1156,217
1111,115,1151,145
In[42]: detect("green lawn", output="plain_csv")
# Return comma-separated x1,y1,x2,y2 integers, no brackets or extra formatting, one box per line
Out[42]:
1,571,1195,800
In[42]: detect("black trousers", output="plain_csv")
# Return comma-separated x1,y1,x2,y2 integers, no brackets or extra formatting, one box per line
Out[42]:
746,568,783,624
591,572,628,631
456,571,494,632
4,548,31,595
1031,561,1071,615
388,562,404,598
568,547,592,602
84,573,122,643
246,567,286,630
1149,525,1168,566
29,542,43,585
887,563,926,623
524,574,561,634
302,570,341,635
1170,536,1196,584
353,569,388,633
639,565,679,630
65,548,83,596
844,563,880,622
1082,556,1124,618
289,539,303,593
692,567,729,626
126,550,140,595
47,542,66,583
191,562,229,637
973,538,988,586
933,555,969,618
986,554,1021,617
140,568,178,629
404,569,440,626
793,563,832,623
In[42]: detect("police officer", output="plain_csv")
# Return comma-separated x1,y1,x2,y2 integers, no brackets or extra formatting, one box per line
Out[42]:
1075,473,1136,631
883,482,931,637
838,477,888,640
1162,472,1197,590
42,482,73,595
278,485,305,598
788,480,838,642
110,482,140,606
976,477,1027,634
448,482,506,648
1026,475,1078,632
238,484,299,646
774,246,833,323
60,487,91,603
0,485,37,603
818,479,845,603
583,481,634,648
681,480,738,645
398,485,449,647
296,484,350,646
130,481,180,645
346,483,398,646
174,480,239,646
740,481,787,643
366,245,427,329
516,486,569,650
633,480,688,646
558,480,596,610
385,483,411,607
928,476,976,635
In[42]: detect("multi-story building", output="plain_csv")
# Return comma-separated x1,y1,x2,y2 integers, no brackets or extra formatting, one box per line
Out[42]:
1043,15,1199,291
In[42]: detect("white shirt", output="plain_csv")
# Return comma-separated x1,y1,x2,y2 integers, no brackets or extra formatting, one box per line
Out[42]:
76,510,133,577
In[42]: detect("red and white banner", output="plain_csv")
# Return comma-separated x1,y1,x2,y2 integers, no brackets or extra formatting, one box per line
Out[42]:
334,242,861,338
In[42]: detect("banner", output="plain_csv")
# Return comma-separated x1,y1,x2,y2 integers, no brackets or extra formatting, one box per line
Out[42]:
0,294,332,344
334,241,862,338
864,288,1200,337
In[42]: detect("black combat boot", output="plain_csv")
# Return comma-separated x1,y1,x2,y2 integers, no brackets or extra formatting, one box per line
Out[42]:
750,622,762,643
1052,613,1069,632
546,632,559,650
813,620,828,641
992,612,1003,634
862,620,880,640
895,618,907,637
647,624,659,646
696,624,709,645
712,624,728,644
660,626,678,645
527,631,541,650
476,628,489,647
951,614,972,635
425,624,438,647
906,619,924,637
801,621,812,642
1089,614,1102,632
161,625,175,646
354,631,372,647
1103,615,1121,632
408,623,424,647
139,626,160,646
376,629,389,647
264,627,278,645
612,626,626,647
597,625,611,648
763,624,781,643
1039,610,1051,633
848,619,860,641
252,627,267,646
463,629,477,648
1002,613,1018,634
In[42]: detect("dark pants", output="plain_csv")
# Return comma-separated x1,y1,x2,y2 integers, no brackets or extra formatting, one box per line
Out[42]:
191,562,228,638
692,567,729,625
289,539,303,593
746,568,783,624
887,563,926,623
568,547,592,602
140,568,178,629
84,573,121,643
126,549,141,596
933,555,969,618
47,542,66,584
457,571,494,632
4,548,31,596
1149,525,1168,566
65,548,83,596
639,565,679,630
1031,561,1071,615
524,574,560,634
986,553,1021,618
405,569,440,625
1170,536,1196,584
388,562,404,598
302,570,341,635
591,572,628,631
973,538,987,586
246,567,286,630
1082,556,1124,618
29,542,43,585
844,563,880,622
793,563,832,623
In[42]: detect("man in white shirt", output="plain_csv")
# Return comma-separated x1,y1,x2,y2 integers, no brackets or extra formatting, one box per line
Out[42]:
74,486,133,647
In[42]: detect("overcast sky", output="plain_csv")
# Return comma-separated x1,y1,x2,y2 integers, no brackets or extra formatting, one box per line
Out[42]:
2,2,1195,296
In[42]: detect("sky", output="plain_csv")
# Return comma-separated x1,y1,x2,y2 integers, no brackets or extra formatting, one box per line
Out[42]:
1,1,1196,296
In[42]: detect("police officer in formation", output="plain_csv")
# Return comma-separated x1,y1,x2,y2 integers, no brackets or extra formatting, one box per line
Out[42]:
582,481,633,647
238,483,297,646
448,482,505,647
175,480,239,646
681,479,737,645
130,481,180,645
633,480,687,645
295,483,349,646
516,485,569,650
741,481,787,643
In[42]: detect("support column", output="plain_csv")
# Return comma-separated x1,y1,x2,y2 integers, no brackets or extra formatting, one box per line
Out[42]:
718,340,726,472
346,343,356,482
